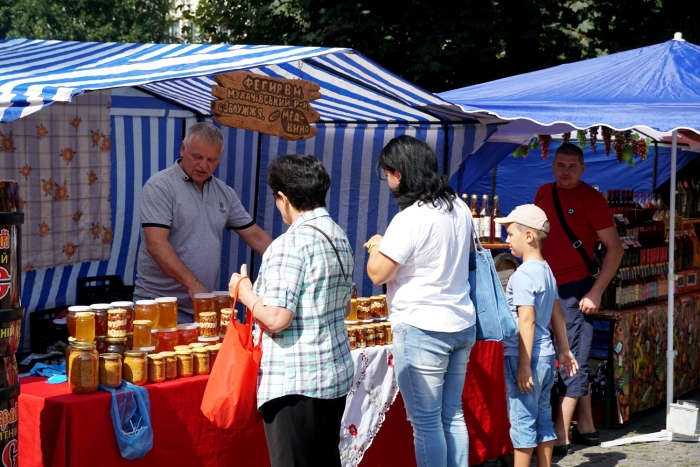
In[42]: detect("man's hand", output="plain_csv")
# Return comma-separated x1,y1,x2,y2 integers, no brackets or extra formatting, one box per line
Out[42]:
229,264,253,299
517,364,535,394
363,234,383,249
188,280,209,302
558,350,579,378
579,290,601,314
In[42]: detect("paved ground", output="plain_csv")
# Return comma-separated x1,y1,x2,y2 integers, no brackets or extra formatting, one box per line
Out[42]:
475,389,700,467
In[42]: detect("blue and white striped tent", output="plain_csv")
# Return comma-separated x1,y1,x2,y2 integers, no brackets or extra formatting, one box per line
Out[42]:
0,38,509,353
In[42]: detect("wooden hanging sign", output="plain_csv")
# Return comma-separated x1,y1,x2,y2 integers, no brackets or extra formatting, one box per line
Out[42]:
211,72,322,141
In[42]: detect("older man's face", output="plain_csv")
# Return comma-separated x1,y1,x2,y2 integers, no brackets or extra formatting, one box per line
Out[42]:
179,136,222,189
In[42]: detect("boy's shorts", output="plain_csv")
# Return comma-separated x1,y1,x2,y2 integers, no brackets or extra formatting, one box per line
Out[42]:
504,355,557,449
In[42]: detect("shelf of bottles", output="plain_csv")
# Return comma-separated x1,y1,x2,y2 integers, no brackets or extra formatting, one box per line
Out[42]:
600,188,700,311
460,193,509,249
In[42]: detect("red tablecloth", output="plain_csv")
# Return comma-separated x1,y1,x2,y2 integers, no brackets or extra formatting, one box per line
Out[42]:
19,342,511,466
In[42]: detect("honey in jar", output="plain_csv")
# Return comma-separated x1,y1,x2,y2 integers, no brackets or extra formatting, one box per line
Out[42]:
69,344,99,394
111,301,135,332
67,306,91,338
147,354,166,383
91,303,111,338
213,291,232,330
378,295,389,320
193,293,215,323
356,326,367,349
158,330,179,352
75,312,96,342
193,347,210,375
123,351,148,386
176,349,194,377
219,308,233,336
155,297,178,331
107,309,127,338
370,296,384,320
177,323,199,345
347,326,357,350
134,300,159,329
198,312,217,338
385,323,392,344
347,299,358,321
366,325,376,347
105,337,127,357
373,324,385,346
356,298,371,321
132,320,152,348
160,351,178,380
205,345,219,368
99,353,122,389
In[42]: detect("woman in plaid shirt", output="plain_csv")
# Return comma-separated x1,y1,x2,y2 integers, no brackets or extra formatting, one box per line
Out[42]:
229,154,354,467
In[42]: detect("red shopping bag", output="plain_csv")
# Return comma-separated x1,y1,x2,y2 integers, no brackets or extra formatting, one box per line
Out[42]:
201,280,263,430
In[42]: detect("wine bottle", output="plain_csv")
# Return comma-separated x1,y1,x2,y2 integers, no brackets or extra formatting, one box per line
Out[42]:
479,195,491,243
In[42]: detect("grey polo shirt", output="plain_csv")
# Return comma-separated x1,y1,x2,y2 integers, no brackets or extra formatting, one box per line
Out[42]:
134,159,253,314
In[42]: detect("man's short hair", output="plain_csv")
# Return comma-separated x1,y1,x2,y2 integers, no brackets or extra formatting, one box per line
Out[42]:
183,122,224,152
553,142,584,164
514,221,549,247
267,154,331,212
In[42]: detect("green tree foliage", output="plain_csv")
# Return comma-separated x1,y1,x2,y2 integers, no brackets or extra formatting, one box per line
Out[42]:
182,0,700,92
0,0,175,43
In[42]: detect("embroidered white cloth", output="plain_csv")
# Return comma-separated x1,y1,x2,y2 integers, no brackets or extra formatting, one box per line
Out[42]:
339,345,399,466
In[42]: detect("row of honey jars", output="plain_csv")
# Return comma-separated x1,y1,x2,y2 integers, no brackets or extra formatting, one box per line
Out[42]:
352,296,388,323
347,323,392,350
67,302,136,339
194,291,233,335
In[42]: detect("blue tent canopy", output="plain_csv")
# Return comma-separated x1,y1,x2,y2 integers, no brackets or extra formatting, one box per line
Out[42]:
439,37,700,135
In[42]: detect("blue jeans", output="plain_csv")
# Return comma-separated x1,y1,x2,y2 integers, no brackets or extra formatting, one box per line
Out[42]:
504,355,557,449
393,323,477,467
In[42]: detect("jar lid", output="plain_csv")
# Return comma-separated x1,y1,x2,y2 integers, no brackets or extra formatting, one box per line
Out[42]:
159,351,176,357
370,296,383,300
99,353,121,360
133,320,152,326
204,345,219,351
108,308,126,315
111,301,133,307
192,347,208,353
147,354,165,360
135,300,158,305
378,294,386,299
189,343,207,348
361,319,374,324
132,346,156,352
351,298,357,303
213,291,230,297
198,336,219,342
90,303,112,310
157,328,178,333
199,312,216,317
220,308,233,315
194,293,215,298
357,297,371,301
155,297,177,303
177,323,198,331
68,337,77,342
175,349,193,355
72,343,97,350
68,306,91,312
344,320,358,325
75,312,95,318
124,350,147,357
105,337,127,343
174,345,191,351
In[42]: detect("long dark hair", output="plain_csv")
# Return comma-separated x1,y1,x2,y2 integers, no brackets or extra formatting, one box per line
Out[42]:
376,135,456,211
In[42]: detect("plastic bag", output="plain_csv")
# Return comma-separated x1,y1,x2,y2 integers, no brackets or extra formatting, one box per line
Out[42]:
99,381,154,460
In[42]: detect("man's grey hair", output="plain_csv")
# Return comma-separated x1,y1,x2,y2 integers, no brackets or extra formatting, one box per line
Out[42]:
183,122,224,152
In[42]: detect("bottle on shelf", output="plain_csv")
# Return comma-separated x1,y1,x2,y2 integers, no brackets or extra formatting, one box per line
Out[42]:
492,195,502,243
684,180,695,218
470,194,480,239
677,181,688,218
479,195,491,243
461,193,469,205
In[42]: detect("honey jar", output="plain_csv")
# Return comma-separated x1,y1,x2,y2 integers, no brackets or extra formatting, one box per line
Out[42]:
385,323,393,344
132,320,152,347
107,309,127,338
356,326,367,349
347,326,357,350
347,298,358,321
373,324,385,346
69,343,99,394
366,325,376,347
219,308,233,336
193,347,210,375
155,297,178,331
193,293,215,324
134,300,159,329
177,323,199,345
75,312,96,342
111,301,135,332
91,303,111,338
370,296,384,320
147,354,166,383
356,298,371,321
176,349,194,377
160,351,178,380
99,353,122,389
378,295,389,321
198,312,218,338
123,351,148,386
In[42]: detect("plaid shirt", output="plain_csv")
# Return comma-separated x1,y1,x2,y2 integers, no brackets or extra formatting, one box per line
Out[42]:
254,207,354,408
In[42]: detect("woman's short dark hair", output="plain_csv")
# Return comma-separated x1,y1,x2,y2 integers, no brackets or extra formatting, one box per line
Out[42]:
377,135,456,211
267,154,331,212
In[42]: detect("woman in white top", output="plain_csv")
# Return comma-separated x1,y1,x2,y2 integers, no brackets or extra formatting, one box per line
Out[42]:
365,135,476,467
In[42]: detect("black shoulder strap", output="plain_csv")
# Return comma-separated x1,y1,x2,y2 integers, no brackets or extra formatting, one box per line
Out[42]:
304,225,348,280
550,183,599,277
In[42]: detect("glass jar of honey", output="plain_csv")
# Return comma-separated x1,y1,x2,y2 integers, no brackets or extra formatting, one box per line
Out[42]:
95,336,107,355
99,353,122,389
123,351,148,386
370,296,384,321
188,342,207,350
347,298,358,321
198,312,218,338
356,298,371,321
134,300,159,329
356,326,367,349
205,345,219,368
373,324,385,346
105,337,127,357
347,326,357,350
385,323,393,344
67,340,96,377
366,325,376,347
378,295,389,320
147,354,166,383
67,306,91,338
193,347,210,375
176,349,194,377
177,323,199,345
219,308,233,337
132,320,152,347
75,312,96,342
160,351,178,380
151,330,160,353
91,303,111,338
111,301,134,332
213,291,232,330
107,309,127,338
69,344,99,394
155,297,178,331
193,293,215,324
157,330,179,352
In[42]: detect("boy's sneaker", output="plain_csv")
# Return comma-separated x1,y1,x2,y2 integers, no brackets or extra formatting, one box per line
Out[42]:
552,443,572,456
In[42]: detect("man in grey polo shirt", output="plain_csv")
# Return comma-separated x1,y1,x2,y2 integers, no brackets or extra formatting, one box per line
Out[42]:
134,122,272,320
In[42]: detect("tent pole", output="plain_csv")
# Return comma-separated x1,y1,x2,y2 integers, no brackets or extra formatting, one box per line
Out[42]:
652,141,659,192
249,132,263,278
666,130,678,429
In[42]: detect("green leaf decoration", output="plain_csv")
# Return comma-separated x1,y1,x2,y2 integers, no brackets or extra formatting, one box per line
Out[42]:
622,145,636,167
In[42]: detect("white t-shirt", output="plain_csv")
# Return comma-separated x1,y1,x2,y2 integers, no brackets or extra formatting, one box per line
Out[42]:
379,197,475,332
